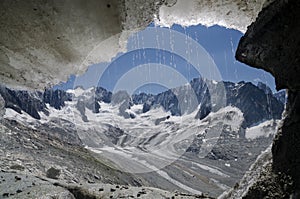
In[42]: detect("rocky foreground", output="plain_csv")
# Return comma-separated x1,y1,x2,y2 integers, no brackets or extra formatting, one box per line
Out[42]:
0,118,212,199
0,170,213,199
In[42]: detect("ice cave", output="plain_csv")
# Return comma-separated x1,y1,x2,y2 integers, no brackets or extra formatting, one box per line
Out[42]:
0,0,299,198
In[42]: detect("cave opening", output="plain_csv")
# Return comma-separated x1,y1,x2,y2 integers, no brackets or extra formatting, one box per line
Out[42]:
1,0,298,198
47,23,285,197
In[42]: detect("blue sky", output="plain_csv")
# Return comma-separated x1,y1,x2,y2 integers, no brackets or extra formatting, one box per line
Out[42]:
55,24,276,94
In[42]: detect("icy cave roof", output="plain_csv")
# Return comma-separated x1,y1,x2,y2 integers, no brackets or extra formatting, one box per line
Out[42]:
0,0,272,89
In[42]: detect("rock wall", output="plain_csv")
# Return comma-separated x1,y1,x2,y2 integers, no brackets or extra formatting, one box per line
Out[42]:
236,0,300,91
272,90,300,193
236,0,300,197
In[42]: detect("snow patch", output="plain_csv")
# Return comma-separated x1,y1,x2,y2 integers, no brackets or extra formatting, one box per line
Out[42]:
192,162,229,178
245,120,278,140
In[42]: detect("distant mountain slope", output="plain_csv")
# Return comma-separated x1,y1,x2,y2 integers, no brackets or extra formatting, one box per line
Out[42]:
224,81,283,127
133,78,284,127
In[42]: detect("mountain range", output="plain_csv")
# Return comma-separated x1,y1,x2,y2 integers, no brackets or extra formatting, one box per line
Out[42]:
0,77,285,197
0,77,284,127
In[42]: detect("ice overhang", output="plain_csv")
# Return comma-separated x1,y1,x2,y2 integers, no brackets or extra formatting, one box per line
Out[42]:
0,0,272,89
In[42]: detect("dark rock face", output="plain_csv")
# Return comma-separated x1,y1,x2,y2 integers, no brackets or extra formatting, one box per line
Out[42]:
103,125,125,145
236,0,300,91
95,87,112,103
272,91,300,191
0,86,96,122
191,78,212,119
0,86,74,119
236,0,300,196
132,93,154,105
43,89,72,110
0,86,110,121
224,81,283,127
242,163,294,199
0,86,48,119
155,89,180,116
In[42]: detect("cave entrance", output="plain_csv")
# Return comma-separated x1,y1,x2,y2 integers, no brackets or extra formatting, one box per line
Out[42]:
0,0,295,198
50,23,285,197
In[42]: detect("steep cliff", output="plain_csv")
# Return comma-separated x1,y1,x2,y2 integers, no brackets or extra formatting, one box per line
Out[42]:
234,0,300,197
